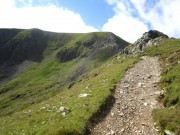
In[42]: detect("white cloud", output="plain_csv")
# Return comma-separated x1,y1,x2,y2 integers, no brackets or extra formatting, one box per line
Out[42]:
0,0,98,33
102,13,148,43
148,0,180,37
127,0,180,37
105,0,180,40
103,0,148,42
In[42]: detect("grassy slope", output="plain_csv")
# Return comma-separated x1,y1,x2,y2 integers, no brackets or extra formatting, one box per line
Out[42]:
0,54,138,135
0,31,109,117
0,30,139,134
144,38,180,134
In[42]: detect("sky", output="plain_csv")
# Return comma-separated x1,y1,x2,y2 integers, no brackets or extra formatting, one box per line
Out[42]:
0,0,180,43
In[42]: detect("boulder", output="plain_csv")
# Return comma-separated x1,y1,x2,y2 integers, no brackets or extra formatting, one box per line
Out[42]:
59,106,71,113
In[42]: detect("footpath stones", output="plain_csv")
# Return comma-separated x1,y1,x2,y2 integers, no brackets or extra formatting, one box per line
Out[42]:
91,56,163,135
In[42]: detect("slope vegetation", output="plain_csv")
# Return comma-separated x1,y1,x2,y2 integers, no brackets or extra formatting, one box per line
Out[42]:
0,29,138,134
144,38,180,134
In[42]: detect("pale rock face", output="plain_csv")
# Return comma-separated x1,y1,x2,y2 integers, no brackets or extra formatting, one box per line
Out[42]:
123,30,169,54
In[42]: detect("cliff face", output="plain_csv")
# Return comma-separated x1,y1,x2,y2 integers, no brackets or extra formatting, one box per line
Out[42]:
56,32,129,62
0,29,47,66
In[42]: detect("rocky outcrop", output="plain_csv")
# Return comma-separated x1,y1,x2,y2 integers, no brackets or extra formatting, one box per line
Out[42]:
89,33,129,61
56,45,80,62
57,32,129,62
124,30,169,54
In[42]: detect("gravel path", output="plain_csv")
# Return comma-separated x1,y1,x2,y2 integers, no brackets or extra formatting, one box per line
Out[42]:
90,56,163,135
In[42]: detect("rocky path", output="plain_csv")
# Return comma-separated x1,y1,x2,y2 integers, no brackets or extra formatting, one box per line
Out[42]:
90,56,163,135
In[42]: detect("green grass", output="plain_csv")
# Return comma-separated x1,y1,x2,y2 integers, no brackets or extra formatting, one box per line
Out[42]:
0,30,136,134
14,29,30,39
144,38,180,134
0,53,138,134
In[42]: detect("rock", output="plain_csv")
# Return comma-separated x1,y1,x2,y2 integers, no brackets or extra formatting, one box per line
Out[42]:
141,123,148,126
137,83,142,87
110,130,115,135
151,101,157,106
107,64,113,67
85,84,91,89
51,106,57,110
23,110,32,114
40,106,46,110
111,112,114,116
59,106,71,117
123,84,130,88
154,91,161,95
59,106,71,113
119,112,124,117
120,90,123,93
135,130,142,133
147,75,153,79
46,110,52,112
120,128,125,132
164,130,175,135
62,112,66,117
144,102,148,106
78,93,91,97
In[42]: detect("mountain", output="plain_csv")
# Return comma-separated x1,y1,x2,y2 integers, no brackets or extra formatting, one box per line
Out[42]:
0,29,179,135
0,29,134,134
0,29,128,82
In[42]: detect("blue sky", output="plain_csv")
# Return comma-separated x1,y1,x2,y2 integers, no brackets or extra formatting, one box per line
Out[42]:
15,0,114,29
0,0,180,42
56,0,114,28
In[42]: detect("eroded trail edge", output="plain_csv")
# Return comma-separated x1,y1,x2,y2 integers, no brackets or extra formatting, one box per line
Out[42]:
90,56,163,135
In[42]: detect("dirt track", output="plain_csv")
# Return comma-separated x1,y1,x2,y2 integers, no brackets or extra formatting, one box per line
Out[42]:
91,56,163,135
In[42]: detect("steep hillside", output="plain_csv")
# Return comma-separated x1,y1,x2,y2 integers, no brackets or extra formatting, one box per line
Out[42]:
0,29,128,82
0,29,137,134
1,29,179,135
0,29,129,115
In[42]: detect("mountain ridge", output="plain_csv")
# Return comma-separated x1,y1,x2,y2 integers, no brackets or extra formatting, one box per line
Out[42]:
0,28,179,135
0,28,129,82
